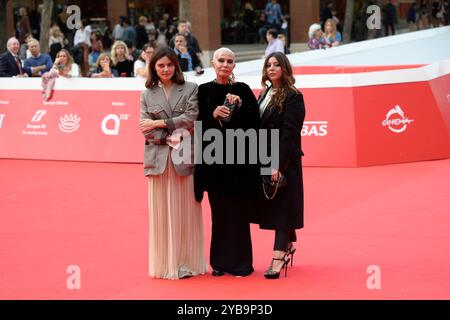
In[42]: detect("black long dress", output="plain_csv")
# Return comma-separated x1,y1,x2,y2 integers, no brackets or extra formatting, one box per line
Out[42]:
257,89,305,230
194,81,259,276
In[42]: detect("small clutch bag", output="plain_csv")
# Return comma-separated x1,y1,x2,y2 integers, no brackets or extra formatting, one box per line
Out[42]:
219,97,238,123
261,173,287,200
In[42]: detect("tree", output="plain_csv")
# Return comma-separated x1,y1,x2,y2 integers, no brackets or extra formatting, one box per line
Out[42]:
0,0,10,49
39,0,53,53
343,0,355,43
179,0,191,21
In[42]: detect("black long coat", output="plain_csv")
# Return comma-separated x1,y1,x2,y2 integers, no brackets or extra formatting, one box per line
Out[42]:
194,81,260,201
257,89,306,230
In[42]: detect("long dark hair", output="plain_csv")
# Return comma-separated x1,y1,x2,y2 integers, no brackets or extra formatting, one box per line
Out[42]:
261,52,298,111
145,46,185,89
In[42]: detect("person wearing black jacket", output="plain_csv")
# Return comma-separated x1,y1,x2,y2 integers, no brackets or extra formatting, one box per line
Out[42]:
194,47,259,277
256,52,305,279
173,34,202,74
0,37,26,77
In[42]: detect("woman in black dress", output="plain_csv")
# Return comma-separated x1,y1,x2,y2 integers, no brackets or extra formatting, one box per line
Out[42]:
194,47,259,277
257,52,305,279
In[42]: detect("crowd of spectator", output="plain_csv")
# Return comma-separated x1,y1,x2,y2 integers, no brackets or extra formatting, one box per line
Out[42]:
0,6,205,79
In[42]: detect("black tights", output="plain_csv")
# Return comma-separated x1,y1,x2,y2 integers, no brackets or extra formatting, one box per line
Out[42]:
273,229,297,251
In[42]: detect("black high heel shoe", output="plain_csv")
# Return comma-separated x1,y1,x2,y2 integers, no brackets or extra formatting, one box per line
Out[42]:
264,254,290,279
287,243,296,266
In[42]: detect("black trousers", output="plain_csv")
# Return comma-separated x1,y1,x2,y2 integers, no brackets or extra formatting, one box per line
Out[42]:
274,229,297,251
208,192,254,276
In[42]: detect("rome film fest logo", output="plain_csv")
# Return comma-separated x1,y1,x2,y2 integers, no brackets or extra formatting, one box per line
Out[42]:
59,114,81,133
382,105,414,133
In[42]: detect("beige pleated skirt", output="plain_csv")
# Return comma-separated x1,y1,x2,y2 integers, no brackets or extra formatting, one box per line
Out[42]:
147,156,208,279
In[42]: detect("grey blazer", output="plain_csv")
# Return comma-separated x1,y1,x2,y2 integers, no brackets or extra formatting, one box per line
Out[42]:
140,81,199,176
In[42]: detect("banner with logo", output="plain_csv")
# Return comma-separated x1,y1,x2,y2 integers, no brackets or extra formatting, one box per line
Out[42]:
1,68,449,167
0,89,142,163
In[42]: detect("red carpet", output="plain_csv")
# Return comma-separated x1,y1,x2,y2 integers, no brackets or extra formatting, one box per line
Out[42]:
1,158,449,300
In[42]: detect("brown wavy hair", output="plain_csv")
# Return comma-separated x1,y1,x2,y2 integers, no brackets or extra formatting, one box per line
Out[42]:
145,46,185,89
260,52,298,112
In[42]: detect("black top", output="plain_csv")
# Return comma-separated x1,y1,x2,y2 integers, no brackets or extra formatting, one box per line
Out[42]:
257,89,306,230
194,81,260,200
113,59,134,77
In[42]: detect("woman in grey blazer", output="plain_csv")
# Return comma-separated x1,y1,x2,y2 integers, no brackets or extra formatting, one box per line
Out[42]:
139,46,208,279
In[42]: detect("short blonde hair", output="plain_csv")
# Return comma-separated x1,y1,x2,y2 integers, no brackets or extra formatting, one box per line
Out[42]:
212,47,235,61
111,41,129,65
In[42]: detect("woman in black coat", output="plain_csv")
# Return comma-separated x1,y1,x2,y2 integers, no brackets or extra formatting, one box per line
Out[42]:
194,47,260,277
257,52,305,279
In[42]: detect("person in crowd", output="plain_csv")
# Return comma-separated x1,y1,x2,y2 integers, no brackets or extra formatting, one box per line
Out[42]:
122,18,137,48
41,49,79,101
256,52,305,279
407,3,417,31
418,1,430,29
173,33,203,74
125,39,141,62
49,24,66,62
265,28,285,57
112,16,126,42
139,46,208,279
90,53,118,78
168,20,202,56
307,23,326,50
323,18,342,47
136,16,150,50
18,7,32,44
19,33,33,60
243,2,256,37
265,0,283,31
73,19,92,77
0,37,27,77
23,39,53,77
383,0,397,36
257,13,269,44
111,40,134,77
134,44,154,78
49,49,80,78
277,34,290,54
194,48,259,277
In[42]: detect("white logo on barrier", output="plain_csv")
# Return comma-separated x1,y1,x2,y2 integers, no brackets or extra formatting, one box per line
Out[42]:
302,121,328,137
0,114,5,129
101,114,130,135
59,114,81,133
31,110,47,122
382,105,414,133
23,110,48,136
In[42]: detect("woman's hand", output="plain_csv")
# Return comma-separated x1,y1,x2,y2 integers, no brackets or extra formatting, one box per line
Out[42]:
226,93,242,107
271,168,280,182
139,119,163,133
213,105,231,119
102,62,110,72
